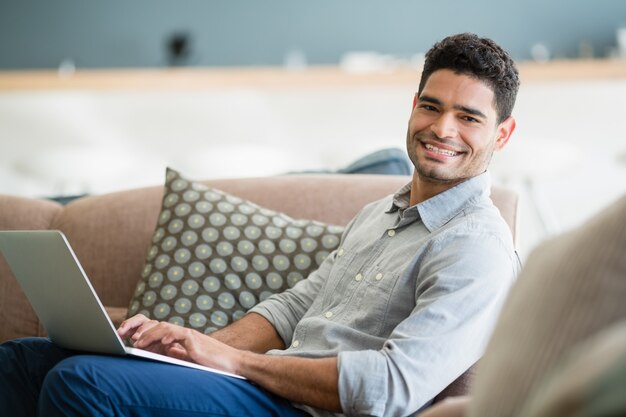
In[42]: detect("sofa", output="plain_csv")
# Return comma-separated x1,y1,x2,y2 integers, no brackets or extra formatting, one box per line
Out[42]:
0,173,519,406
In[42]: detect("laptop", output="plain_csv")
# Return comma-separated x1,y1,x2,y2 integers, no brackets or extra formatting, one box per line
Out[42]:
0,230,243,379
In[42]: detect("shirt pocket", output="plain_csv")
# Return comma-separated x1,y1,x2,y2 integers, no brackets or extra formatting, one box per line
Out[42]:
348,268,400,337
318,247,361,308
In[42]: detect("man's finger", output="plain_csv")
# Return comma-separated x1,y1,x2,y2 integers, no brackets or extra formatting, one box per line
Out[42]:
117,314,149,337
130,319,160,341
134,323,181,349
166,344,189,361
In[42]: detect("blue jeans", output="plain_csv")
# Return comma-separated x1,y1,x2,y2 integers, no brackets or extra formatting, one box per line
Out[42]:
0,338,311,417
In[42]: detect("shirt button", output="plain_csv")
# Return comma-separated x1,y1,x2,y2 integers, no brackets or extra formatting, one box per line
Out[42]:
338,248,344,256
292,340,300,348
355,273,363,281
375,273,383,281
324,311,333,318
387,229,396,237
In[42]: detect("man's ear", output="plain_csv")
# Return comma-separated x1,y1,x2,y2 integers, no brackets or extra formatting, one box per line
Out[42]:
412,93,418,111
494,116,516,151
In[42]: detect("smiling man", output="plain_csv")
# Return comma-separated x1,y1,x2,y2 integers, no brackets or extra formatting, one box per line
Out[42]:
406,37,517,204
0,33,521,417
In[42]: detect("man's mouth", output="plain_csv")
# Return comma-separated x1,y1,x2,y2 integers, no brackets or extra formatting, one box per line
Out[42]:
424,143,461,157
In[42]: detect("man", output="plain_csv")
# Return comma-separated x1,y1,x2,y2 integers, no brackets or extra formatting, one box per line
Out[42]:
0,33,520,417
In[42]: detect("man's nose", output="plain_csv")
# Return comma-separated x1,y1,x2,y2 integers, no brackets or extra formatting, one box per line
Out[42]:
430,113,457,138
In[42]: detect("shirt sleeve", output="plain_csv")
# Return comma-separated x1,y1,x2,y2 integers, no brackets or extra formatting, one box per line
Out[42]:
337,230,520,417
249,216,359,347
248,251,336,346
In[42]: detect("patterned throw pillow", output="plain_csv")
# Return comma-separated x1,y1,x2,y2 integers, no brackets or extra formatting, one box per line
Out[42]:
127,168,344,334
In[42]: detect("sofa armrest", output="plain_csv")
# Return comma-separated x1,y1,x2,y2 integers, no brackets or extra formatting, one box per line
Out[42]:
0,195,63,342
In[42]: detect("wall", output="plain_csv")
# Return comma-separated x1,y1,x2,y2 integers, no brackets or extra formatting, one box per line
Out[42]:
1,0,625,69
1,64,626,258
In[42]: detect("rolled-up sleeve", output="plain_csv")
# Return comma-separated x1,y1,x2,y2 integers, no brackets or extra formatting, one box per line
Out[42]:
337,231,519,416
249,217,358,346
249,252,335,345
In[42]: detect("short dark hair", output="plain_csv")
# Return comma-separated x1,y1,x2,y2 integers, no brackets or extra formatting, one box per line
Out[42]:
418,33,520,123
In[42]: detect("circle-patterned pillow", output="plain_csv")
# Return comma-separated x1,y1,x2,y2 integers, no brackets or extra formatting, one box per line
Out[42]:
127,168,344,334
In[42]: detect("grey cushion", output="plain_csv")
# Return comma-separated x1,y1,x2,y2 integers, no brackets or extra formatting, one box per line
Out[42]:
127,168,343,333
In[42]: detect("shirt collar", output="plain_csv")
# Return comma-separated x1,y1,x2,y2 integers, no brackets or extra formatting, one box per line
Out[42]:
387,172,492,232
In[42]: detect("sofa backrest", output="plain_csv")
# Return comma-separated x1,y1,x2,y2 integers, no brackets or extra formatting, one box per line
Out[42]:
49,175,412,309
0,174,518,339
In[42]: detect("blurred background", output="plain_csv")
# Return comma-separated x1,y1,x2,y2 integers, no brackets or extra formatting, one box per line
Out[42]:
1,0,626,257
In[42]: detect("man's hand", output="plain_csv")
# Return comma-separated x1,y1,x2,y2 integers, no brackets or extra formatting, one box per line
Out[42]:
117,314,184,356
117,313,279,374
131,320,242,375
117,314,160,350
117,314,155,340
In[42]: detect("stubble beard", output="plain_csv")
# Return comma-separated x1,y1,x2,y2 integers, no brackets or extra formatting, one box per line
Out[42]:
406,130,462,185
406,130,494,185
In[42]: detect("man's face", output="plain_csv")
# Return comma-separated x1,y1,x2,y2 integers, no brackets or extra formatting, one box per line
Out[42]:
406,69,514,185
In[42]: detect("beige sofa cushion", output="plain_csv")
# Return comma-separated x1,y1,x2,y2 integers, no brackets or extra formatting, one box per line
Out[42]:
468,195,626,417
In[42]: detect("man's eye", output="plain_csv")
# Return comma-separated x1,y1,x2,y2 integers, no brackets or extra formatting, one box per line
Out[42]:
462,115,479,123
420,105,437,112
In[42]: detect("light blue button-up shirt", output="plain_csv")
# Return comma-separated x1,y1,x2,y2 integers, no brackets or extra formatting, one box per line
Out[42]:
250,172,520,417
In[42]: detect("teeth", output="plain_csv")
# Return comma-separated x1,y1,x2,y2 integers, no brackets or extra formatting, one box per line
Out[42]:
425,143,459,156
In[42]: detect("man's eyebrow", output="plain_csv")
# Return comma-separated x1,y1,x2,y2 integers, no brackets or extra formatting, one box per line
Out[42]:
419,95,488,119
418,95,442,106
454,105,487,119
